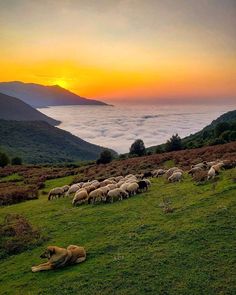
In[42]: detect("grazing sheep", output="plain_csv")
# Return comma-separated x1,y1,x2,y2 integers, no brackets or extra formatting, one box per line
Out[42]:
82,182,93,188
152,169,166,177
188,166,203,176
115,176,124,182
120,182,131,192
99,186,110,196
100,179,116,187
168,171,183,182
125,174,135,179
126,182,139,196
106,183,117,190
48,187,64,200
66,184,80,196
207,167,216,180
85,184,96,194
191,162,208,169
117,180,125,187
138,180,148,192
106,188,127,203
72,190,88,206
144,179,151,187
61,185,70,192
143,171,152,178
166,167,179,178
212,162,224,174
87,188,104,204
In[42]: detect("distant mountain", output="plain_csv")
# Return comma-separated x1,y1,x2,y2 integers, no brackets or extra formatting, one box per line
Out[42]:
0,120,116,164
0,81,107,107
0,92,60,126
147,110,236,153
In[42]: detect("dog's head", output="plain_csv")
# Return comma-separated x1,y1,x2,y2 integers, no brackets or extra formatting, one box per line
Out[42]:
40,246,55,259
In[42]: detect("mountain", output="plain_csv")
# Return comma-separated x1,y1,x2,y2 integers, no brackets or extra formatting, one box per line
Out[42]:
0,81,107,107
0,92,60,126
147,110,236,153
0,120,116,164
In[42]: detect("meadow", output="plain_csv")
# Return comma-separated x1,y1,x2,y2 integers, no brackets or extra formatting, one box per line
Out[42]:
0,168,235,295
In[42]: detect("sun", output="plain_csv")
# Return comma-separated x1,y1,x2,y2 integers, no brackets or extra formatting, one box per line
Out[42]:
51,78,69,89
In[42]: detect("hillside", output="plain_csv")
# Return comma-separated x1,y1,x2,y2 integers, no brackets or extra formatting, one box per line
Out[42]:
0,168,235,294
0,81,107,107
0,92,60,126
147,110,236,153
0,120,116,164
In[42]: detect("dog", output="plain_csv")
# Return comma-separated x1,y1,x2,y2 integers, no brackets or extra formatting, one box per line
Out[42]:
31,245,86,272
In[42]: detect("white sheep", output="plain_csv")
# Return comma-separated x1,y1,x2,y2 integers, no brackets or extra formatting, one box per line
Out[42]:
117,180,125,187
207,167,216,180
87,188,104,204
66,184,80,196
61,185,70,192
106,183,117,190
106,188,128,203
126,182,139,196
72,189,88,206
168,171,183,182
48,187,64,200
152,169,166,177
115,176,124,182
166,167,179,178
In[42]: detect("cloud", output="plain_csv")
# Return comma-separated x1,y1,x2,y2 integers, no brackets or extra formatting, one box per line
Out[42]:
38,104,235,153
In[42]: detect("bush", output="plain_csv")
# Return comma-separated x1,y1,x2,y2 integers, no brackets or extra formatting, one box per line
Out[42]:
229,131,236,141
130,139,146,157
96,149,113,164
0,152,10,168
220,130,231,142
11,157,22,165
209,138,226,146
155,146,164,154
165,134,182,152
0,214,45,258
0,185,38,206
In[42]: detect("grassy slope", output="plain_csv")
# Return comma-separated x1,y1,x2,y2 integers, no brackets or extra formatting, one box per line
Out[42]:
0,170,236,295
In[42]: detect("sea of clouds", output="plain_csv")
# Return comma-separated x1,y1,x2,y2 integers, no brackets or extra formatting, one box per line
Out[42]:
39,104,235,153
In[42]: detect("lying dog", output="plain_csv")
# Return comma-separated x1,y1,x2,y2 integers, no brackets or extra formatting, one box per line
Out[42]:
31,245,86,272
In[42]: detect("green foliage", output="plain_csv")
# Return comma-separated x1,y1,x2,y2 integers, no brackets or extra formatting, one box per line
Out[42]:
0,152,9,168
214,122,231,138
130,139,146,156
0,120,116,164
97,149,113,164
229,131,236,141
11,157,22,165
165,133,182,152
0,169,235,294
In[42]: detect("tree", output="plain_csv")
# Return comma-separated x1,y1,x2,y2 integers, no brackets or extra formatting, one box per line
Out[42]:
229,131,236,141
129,139,146,157
214,122,230,138
165,134,182,152
0,152,10,168
11,157,22,165
96,149,113,164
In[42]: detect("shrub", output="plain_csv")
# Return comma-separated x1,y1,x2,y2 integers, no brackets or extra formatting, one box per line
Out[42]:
11,157,22,165
229,131,236,141
0,152,10,168
220,130,231,142
0,214,45,258
130,139,146,157
97,149,113,164
0,185,38,206
214,122,230,137
165,134,182,152
155,146,164,154
209,138,226,146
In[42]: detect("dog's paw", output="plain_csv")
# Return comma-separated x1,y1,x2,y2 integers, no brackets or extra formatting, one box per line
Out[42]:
31,266,38,273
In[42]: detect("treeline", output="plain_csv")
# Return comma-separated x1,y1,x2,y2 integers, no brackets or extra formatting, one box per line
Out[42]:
0,152,22,168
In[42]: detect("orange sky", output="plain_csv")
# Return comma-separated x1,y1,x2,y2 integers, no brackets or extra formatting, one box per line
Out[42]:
0,0,236,102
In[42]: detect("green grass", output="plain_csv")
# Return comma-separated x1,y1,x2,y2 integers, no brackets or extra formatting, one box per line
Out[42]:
0,170,236,295
0,173,23,183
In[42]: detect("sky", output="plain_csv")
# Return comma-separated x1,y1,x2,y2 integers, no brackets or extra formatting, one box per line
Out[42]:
0,0,236,103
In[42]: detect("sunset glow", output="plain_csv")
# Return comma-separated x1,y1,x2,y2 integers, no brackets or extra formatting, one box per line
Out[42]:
0,0,235,103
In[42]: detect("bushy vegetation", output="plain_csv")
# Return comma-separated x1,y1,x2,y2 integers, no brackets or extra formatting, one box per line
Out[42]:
0,169,235,294
0,151,10,167
129,139,146,157
165,133,182,152
11,156,22,165
96,149,113,164
0,214,45,258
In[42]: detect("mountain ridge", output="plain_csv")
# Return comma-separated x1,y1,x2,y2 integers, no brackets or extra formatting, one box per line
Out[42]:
0,92,60,126
0,81,107,107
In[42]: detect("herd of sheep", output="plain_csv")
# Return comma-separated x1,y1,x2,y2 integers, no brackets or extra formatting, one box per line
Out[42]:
48,159,234,206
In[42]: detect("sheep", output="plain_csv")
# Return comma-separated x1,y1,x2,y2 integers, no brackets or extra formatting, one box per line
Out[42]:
106,183,117,190
152,169,166,177
100,179,116,187
90,180,100,189
188,166,203,176
99,186,110,196
212,162,224,174
125,174,135,179
117,180,125,187
61,185,70,192
84,184,96,194
168,171,183,182
66,184,80,196
191,162,208,169
48,187,64,200
126,182,139,196
138,180,148,192
115,176,124,182
82,182,93,188
144,179,151,187
166,167,180,178
120,182,130,192
72,190,88,206
87,188,104,204
207,167,216,180
106,188,127,203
